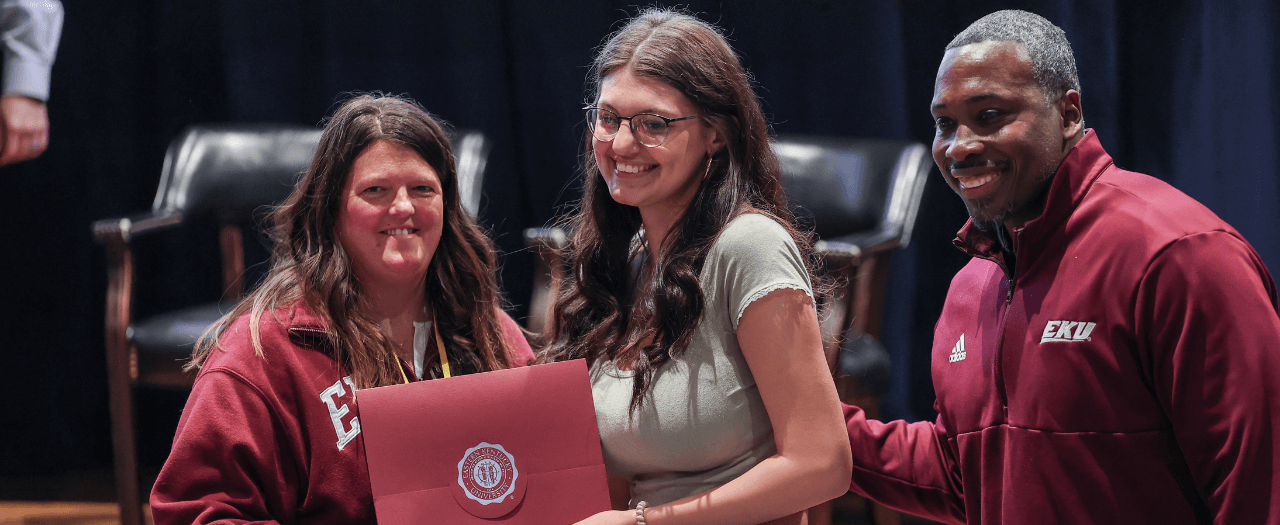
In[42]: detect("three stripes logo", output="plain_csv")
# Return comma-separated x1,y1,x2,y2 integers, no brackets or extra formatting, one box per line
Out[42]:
1040,320,1096,343
948,334,967,363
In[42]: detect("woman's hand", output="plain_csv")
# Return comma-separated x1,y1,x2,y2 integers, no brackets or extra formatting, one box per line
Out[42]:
573,509,635,525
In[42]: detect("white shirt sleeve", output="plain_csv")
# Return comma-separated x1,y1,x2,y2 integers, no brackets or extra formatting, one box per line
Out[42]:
1,0,62,101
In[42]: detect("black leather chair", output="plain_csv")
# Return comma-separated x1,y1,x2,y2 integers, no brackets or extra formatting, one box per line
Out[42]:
772,135,931,525
523,134,932,525
771,135,930,378
91,124,491,525
92,124,321,525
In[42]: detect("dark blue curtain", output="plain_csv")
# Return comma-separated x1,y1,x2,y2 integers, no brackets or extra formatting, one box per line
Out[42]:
4,0,1276,475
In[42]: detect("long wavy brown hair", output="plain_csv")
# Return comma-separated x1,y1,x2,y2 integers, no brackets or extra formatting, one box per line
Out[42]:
539,8,821,410
189,93,514,388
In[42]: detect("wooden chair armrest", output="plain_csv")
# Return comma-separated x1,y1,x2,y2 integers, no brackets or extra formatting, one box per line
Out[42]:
91,211,185,389
815,239,862,263
831,223,908,261
92,211,184,244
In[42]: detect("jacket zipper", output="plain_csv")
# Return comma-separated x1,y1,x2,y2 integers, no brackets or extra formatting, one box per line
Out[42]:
959,227,1018,418
993,232,1018,418
994,278,1013,418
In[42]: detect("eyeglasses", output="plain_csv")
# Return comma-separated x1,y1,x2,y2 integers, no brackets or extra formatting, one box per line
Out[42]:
584,107,698,147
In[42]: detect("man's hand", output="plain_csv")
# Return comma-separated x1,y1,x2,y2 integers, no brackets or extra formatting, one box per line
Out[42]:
0,94,50,165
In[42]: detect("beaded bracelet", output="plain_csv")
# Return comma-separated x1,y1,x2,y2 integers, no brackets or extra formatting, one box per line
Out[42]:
635,500,648,525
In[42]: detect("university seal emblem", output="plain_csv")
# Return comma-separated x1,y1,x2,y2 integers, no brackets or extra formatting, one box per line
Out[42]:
451,442,526,518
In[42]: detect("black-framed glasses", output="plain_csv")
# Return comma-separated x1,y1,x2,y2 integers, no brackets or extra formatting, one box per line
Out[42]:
584,107,698,147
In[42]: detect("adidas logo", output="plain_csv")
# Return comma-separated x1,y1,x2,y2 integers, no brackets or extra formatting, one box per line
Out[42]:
1040,320,1096,343
948,334,967,363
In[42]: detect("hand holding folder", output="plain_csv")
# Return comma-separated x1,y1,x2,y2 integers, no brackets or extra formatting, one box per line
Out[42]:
359,359,612,523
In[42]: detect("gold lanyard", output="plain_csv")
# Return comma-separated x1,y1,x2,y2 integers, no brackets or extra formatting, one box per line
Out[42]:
395,356,410,384
394,315,450,384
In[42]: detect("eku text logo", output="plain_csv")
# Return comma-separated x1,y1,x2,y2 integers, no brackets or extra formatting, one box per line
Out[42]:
1041,320,1096,343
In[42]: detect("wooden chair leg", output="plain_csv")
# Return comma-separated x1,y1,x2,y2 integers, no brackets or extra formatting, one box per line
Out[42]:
102,238,145,525
107,353,144,525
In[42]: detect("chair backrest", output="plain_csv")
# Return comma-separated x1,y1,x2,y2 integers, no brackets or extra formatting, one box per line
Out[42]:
152,124,323,224
772,135,932,378
151,125,491,224
773,135,931,252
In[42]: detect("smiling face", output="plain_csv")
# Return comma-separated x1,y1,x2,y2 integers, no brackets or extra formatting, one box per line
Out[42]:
931,40,1082,232
336,140,445,291
593,67,722,227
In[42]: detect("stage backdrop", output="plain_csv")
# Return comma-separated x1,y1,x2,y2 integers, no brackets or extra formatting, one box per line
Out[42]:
3,0,1275,476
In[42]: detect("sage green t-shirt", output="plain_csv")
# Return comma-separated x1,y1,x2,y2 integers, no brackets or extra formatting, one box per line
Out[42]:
591,213,815,506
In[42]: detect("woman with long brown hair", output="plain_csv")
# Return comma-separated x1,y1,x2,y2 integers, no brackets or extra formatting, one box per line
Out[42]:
542,8,850,525
149,93,532,524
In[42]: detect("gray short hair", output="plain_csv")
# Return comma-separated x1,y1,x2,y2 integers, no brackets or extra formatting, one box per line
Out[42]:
947,10,1080,101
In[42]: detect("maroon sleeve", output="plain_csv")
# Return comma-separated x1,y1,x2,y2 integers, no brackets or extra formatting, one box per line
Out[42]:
149,370,296,525
497,308,535,366
1137,231,1280,524
844,403,966,524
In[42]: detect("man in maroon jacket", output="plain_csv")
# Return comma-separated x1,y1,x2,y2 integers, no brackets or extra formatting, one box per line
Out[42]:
843,9,1280,524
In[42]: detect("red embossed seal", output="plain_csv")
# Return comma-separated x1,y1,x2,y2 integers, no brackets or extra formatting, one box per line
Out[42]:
451,442,526,518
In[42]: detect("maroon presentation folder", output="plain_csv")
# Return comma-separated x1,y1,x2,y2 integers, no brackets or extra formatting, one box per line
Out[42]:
358,359,611,523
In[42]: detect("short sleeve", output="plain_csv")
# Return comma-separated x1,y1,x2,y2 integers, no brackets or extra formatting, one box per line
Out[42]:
710,214,814,330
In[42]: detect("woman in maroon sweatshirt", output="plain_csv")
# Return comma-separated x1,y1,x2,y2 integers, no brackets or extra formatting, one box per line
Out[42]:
149,93,533,524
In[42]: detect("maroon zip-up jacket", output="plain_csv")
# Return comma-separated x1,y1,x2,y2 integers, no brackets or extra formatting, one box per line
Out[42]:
845,131,1280,524
150,303,533,524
